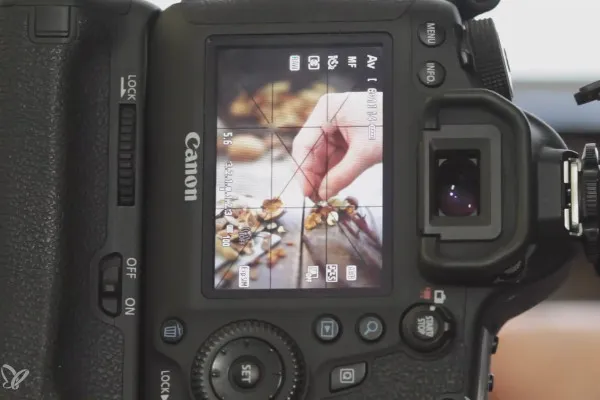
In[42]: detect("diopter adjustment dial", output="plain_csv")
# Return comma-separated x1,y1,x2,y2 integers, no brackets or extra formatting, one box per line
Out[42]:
579,143,600,272
191,320,305,400
464,18,513,100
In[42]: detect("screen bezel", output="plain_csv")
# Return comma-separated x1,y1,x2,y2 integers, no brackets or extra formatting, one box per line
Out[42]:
202,33,394,299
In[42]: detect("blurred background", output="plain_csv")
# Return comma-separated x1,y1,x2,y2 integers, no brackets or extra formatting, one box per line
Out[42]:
486,0,600,82
481,0,600,301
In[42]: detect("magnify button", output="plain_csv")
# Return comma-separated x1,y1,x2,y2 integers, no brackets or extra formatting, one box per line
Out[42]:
357,315,385,342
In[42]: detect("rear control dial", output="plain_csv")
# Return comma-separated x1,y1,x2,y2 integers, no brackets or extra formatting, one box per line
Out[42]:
191,320,304,400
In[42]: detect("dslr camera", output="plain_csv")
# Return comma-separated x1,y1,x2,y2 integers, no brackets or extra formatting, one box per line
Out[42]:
2,0,599,399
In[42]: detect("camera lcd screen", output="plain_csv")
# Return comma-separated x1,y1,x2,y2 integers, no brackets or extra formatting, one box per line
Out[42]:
213,44,384,290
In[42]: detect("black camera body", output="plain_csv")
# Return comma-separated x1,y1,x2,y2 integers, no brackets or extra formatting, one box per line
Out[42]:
0,0,157,399
0,0,584,399
144,1,575,400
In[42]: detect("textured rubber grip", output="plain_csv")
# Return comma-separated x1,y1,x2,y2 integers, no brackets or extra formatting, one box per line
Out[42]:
323,347,465,400
0,7,123,400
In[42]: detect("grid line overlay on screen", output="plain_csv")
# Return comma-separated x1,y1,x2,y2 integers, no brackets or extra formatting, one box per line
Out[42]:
215,46,384,290
270,82,274,286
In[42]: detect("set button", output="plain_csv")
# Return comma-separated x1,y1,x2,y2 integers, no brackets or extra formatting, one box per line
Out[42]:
229,356,263,390
210,338,284,399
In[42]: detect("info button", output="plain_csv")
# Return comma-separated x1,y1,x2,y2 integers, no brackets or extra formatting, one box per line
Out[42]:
418,61,446,88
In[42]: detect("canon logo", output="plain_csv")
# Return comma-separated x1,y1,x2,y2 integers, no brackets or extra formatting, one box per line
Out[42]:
184,132,200,202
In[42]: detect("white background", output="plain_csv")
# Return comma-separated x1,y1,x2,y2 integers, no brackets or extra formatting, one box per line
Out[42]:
483,0,600,80
147,0,600,81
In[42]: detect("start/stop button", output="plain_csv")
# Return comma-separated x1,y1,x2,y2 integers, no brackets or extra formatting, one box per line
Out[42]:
400,304,453,352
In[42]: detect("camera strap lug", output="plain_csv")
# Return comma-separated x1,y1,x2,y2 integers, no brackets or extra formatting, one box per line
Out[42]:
574,80,600,105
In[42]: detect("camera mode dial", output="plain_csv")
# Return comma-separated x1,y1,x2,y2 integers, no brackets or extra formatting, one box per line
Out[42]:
464,18,513,100
191,320,305,400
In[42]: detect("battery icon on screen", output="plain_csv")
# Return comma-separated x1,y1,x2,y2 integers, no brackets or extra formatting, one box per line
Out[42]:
289,55,301,71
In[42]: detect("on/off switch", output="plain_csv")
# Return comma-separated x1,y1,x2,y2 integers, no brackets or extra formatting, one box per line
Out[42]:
118,105,136,206
99,254,123,317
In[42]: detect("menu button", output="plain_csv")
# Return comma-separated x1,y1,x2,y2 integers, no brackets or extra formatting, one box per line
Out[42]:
418,22,446,47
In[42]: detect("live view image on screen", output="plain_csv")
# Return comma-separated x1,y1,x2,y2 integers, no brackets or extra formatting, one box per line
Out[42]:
213,44,384,290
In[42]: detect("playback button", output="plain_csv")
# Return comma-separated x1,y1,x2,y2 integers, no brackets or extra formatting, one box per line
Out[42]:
314,316,341,343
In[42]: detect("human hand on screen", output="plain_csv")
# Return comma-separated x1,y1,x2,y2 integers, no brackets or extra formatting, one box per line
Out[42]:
291,91,383,201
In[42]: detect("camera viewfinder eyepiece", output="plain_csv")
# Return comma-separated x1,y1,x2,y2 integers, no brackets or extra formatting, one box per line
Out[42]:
419,89,531,283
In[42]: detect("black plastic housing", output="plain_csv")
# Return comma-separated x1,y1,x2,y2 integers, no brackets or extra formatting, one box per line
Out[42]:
144,1,573,400
0,0,574,399
0,0,158,399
